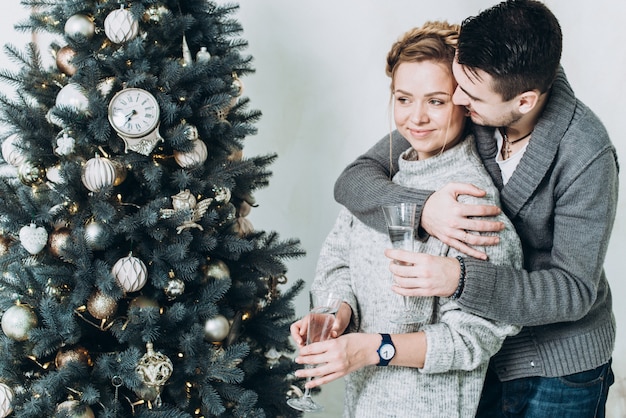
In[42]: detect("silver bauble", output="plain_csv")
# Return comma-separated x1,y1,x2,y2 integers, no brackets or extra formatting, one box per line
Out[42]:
1,304,38,341
164,279,185,300
203,314,230,342
64,14,95,40
84,220,110,250
56,83,89,113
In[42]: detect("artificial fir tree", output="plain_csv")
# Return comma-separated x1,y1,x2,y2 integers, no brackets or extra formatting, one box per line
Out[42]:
0,1,306,417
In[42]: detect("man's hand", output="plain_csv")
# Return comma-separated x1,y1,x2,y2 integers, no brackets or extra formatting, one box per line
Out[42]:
422,183,503,260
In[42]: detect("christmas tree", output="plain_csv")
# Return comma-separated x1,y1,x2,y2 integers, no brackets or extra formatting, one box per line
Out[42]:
0,1,305,417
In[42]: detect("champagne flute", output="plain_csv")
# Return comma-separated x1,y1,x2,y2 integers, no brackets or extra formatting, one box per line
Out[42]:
382,203,430,324
287,290,342,413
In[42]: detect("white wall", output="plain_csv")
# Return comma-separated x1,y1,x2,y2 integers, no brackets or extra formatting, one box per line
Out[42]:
228,1,626,415
1,1,624,416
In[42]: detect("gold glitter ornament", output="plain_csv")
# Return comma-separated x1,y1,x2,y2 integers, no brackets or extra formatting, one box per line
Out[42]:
87,291,118,320
55,346,93,369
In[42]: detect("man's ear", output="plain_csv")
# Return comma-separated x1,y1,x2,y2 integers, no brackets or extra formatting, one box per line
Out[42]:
517,90,541,114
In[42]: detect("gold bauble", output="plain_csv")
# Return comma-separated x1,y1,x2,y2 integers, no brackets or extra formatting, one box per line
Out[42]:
55,400,95,418
55,346,92,369
86,291,118,320
56,46,77,76
17,161,46,186
202,259,230,282
48,226,72,259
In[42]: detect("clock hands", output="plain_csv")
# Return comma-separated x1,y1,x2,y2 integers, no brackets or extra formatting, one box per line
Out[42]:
124,109,138,123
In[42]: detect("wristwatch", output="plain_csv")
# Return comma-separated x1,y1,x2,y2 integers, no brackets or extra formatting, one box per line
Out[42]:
376,333,396,366
108,87,163,155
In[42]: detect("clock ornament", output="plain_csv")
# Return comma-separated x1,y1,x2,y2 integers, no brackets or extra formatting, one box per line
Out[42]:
108,88,163,155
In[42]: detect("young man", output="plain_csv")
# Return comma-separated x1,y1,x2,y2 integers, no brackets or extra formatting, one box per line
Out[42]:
333,1,618,416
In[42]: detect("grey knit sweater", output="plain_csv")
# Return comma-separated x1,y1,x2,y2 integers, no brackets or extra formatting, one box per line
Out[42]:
333,68,619,381
313,136,522,417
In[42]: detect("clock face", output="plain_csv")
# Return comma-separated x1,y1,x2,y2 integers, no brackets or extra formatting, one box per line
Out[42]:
108,88,160,138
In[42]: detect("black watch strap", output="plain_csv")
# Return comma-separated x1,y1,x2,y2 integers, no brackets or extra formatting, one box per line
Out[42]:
376,333,396,366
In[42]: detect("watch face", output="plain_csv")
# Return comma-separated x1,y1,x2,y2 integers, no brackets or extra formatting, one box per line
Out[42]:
108,88,160,138
380,343,395,360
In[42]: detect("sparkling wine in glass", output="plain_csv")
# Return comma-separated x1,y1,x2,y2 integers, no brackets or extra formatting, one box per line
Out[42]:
382,203,430,324
287,291,342,413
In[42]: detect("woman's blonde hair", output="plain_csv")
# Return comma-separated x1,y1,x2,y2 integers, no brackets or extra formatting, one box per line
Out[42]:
386,21,460,89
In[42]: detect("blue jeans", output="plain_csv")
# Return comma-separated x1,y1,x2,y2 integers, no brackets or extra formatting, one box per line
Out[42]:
476,360,614,417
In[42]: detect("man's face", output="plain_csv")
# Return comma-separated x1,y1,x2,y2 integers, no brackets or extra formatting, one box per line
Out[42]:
451,58,522,128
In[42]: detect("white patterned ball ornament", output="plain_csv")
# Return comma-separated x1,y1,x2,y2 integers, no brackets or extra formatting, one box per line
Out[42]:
113,253,148,293
0,382,13,418
81,155,116,192
104,6,139,44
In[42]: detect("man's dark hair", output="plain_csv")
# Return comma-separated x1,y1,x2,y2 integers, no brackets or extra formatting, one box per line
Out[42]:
457,0,562,101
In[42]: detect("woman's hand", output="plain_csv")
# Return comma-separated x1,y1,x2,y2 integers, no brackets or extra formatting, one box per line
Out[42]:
294,333,380,389
290,302,353,347
384,251,460,298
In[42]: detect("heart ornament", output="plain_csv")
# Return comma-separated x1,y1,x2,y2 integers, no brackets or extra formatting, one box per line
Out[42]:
19,223,48,255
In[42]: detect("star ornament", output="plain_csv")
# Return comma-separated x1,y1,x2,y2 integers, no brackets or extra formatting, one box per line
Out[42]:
160,189,213,233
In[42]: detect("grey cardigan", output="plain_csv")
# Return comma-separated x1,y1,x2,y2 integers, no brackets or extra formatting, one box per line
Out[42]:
333,68,619,381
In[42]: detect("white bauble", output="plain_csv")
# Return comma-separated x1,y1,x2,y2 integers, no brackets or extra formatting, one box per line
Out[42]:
56,83,89,113
1,304,38,341
81,155,116,192
104,6,139,44
64,14,95,40
174,140,208,168
0,382,13,418
1,133,26,167
19,223,48,255
112,253,148,293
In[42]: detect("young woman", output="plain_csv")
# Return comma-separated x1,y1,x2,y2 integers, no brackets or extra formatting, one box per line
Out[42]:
291,21,523,417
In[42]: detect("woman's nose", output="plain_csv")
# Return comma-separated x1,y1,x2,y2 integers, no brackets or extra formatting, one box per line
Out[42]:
410,104,428,123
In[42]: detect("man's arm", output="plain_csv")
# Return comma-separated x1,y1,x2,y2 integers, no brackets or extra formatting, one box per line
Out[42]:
335,130,503,258
333,131,429,234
